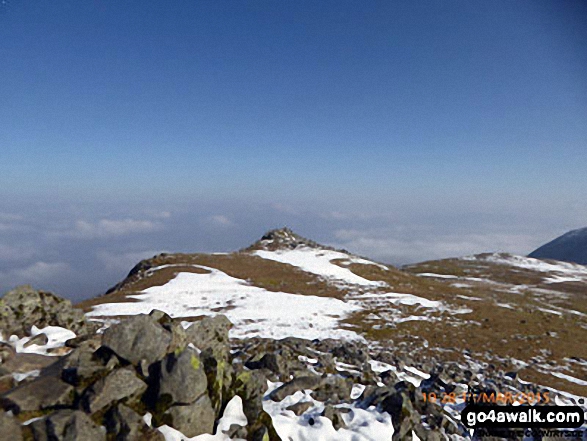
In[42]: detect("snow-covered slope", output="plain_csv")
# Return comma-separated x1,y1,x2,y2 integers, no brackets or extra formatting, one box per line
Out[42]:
82,229,587,401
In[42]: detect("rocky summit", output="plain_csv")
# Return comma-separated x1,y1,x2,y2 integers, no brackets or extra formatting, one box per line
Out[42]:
0,229,586,440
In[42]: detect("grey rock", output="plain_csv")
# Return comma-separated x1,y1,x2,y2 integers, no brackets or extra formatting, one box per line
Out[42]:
158,347,207,405
322,404,348,430
185,315,232,359
0,285,91,338
24,333,49,348
269,375,323,402
60,343,119,388
0,375,15,394
1,375,74,413
102,314,172,365
1,353,58,375
231,369,268,424
311,375,352,403
286,401,313,416
0,342,16,364
164,394,214,437
83,367,147,414
0,411,22,441
245,352,282,374
106,404,164,441
45,409,106,441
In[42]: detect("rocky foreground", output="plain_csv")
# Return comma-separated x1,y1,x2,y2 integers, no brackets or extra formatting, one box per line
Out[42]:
1,286,584,440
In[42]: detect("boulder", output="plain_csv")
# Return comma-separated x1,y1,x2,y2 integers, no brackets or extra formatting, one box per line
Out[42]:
0,285,90,338
82,367,147,414
38,409,106,441
101,314,172,365
1,375,74,413
164,394,215,437
268,375,323,402
311,375,352,403
158,347,207,405
322,404,349,430
230,368,269,426
185,315,232,358
0,411,22,441
286,401,313,416
1,353,56,375
105,404,164,441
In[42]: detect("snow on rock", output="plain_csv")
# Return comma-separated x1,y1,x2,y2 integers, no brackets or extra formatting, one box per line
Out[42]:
253,248,387,287
263,382,394,441
88,266,362,341
156,396,248,441
5,325,76,356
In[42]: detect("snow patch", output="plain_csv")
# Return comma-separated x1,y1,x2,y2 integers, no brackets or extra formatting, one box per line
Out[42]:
88,267,362,341
253,248,386,287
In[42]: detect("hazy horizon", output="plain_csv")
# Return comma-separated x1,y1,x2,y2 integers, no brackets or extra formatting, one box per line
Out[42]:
1,1,586,301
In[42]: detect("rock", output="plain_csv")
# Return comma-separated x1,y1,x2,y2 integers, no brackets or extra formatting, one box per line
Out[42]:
42,409,106,441
200,348,233,416
185,315,232,359
102,314,172,365
311,375,352,403
23,333,49,348
158,347,207,405
0,375,15,394
1,375,74,413
269,375,323,402
231,369,268,425
164,394,215,437
82,367,147,414
60,343,119,388
106,404,164,441
286,401,313,416
322,404,348,430
0,411,22,441
0,342,16,364
245,352,282,374
164,321,188,355
0,285,91,338
1,353,57,374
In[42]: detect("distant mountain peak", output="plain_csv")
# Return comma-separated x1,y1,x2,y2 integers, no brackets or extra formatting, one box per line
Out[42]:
528,227,587,265
245,227,334,252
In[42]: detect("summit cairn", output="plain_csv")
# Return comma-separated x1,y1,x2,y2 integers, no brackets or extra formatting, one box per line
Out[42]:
244,227,335,252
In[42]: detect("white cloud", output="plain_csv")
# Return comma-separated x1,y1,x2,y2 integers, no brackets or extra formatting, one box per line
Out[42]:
65,218,163,239
0,261,71,289
332,228,539,265
209,215,234,227
0,243,37,262
96,250,165,273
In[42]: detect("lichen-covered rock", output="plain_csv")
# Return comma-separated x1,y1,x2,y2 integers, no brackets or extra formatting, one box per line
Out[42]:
0,285,92,338
200,348,233,416
101,314,172,365
158,347,207,405
164,394,215,437
82,367,147,414
185,315,232,360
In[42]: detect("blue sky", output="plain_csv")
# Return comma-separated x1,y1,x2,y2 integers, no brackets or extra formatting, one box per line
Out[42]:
1,1,586,300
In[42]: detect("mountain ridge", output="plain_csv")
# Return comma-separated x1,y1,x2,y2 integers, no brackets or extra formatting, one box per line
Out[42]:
529,226,587,265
